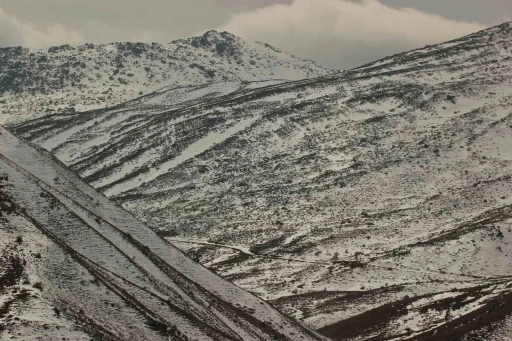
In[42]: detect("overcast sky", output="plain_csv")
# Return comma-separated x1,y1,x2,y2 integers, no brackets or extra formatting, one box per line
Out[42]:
0,0,510,69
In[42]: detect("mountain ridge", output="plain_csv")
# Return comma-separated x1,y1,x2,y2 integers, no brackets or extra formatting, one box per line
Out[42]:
0,125,328,340
0,30,335,124
10,20,512,340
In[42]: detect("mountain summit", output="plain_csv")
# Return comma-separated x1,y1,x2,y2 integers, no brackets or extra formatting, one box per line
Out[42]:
0,30,335,124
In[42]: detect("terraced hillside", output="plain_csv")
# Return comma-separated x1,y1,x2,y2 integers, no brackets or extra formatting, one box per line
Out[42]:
0,127,327,341
11,22,512,340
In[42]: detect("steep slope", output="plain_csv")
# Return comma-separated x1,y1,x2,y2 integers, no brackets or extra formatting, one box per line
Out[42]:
0,126,327,341
11,22,512,340
0,30,334,124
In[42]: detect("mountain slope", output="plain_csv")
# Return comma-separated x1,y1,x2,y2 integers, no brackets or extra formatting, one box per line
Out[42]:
0,126,327,341
11,22,512,340
0,30,335,124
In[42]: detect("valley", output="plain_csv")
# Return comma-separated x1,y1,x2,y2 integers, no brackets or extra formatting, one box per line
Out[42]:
3,21,512,340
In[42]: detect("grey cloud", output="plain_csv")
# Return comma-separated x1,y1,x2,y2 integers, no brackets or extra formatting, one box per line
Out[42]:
381,0,512,25
217,0,487,69
0,6,84,48
0,0,292,41
0,0,501,70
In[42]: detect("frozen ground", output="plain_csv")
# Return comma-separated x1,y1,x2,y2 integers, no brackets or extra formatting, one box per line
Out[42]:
0,126,326,340
9,21,512,340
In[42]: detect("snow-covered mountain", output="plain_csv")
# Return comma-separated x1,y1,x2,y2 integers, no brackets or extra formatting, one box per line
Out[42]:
9,22,512,340
0,126,327,341
0,30,335,124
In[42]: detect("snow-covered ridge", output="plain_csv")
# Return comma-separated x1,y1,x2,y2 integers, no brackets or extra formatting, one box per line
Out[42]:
0,30,335,124
10,21,512,340
0,126,327,340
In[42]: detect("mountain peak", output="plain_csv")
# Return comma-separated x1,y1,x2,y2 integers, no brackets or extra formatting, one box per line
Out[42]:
0,31,334,124
202,29,235,40
188,30,238,55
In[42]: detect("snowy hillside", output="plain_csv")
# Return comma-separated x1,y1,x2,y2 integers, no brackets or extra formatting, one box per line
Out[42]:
0,127,327,340
10,21,512,340
0,30,335,124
